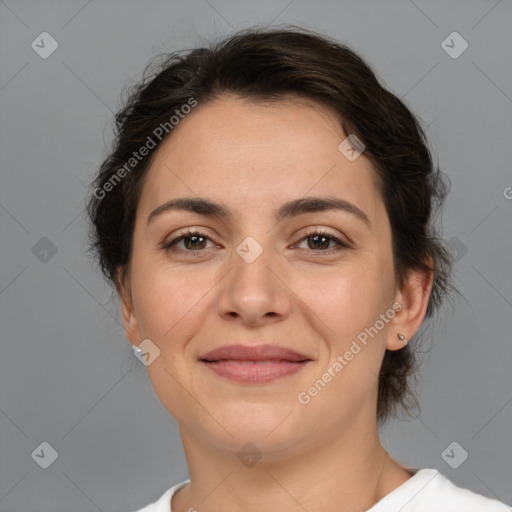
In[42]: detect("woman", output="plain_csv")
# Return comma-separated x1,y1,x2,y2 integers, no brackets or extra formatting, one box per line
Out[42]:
86,27,510,512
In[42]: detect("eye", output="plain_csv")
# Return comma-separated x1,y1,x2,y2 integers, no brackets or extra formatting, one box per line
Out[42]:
294,229,349,254
161,229,216,255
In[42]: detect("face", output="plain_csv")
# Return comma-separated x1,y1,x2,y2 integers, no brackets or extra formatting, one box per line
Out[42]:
119,95,428,458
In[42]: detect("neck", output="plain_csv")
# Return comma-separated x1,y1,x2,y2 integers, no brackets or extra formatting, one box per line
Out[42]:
172,417,412,512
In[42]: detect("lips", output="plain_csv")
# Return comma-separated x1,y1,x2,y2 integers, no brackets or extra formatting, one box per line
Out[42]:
199,344,311,383
200,344,310,362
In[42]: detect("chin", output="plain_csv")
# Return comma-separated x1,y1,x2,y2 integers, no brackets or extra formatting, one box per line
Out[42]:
215,407,307,450
210,428,305,462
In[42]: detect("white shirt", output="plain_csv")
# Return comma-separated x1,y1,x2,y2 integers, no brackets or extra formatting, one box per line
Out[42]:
130,468,510,511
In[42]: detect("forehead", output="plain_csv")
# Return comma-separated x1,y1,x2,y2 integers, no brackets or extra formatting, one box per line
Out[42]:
137,95,382,223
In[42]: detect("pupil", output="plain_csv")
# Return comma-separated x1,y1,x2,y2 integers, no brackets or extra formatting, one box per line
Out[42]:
310,235,329,249
186,235,205,249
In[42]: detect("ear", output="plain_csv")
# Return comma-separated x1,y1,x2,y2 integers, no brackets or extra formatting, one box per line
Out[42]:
116,266,141,348
387,258,434,351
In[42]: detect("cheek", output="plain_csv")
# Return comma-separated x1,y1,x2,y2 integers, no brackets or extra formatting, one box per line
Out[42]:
295,262,391,339
131,257,213,342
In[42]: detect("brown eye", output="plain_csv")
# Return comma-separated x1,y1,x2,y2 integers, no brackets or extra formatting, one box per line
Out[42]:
296,230,349,253
162,229,215,254
181,234,208,250
306,234,332,250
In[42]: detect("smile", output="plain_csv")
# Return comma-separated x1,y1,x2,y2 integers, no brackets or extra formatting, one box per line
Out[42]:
200,359,311,383
198,344,312,383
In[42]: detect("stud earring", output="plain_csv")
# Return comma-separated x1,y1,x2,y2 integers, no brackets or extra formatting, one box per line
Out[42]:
397,333,407,344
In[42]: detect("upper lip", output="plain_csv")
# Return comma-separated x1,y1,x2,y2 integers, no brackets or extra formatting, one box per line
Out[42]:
199,344,311,362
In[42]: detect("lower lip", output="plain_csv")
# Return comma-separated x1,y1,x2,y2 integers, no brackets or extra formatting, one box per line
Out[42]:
201,359,310,383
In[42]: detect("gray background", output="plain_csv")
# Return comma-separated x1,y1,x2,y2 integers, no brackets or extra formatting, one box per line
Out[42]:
0,1,511,511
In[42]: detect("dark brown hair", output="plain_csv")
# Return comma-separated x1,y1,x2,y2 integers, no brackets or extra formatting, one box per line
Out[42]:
86,26,454,423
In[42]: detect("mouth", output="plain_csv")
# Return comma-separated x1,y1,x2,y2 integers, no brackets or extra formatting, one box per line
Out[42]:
198,344,312,384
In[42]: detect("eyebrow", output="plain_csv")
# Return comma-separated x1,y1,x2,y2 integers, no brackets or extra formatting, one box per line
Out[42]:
147,196,371,228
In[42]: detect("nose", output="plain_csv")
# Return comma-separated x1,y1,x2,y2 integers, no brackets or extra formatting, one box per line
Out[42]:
215,242,292,327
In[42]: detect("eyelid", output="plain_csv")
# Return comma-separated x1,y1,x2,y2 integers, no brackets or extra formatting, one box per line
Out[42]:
291,228,351,254
161,228,218,251
294,225,351,246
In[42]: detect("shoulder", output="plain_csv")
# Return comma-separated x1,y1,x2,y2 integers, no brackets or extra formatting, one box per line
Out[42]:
370,468,510,511
129,480,190,512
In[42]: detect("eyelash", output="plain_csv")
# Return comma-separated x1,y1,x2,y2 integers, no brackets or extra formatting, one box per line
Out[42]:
161,228,350,257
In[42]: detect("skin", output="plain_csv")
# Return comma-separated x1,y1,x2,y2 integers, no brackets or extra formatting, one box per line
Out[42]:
118,94,433,512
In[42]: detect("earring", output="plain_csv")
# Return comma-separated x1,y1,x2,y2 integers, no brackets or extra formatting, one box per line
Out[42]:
397,333,407,344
